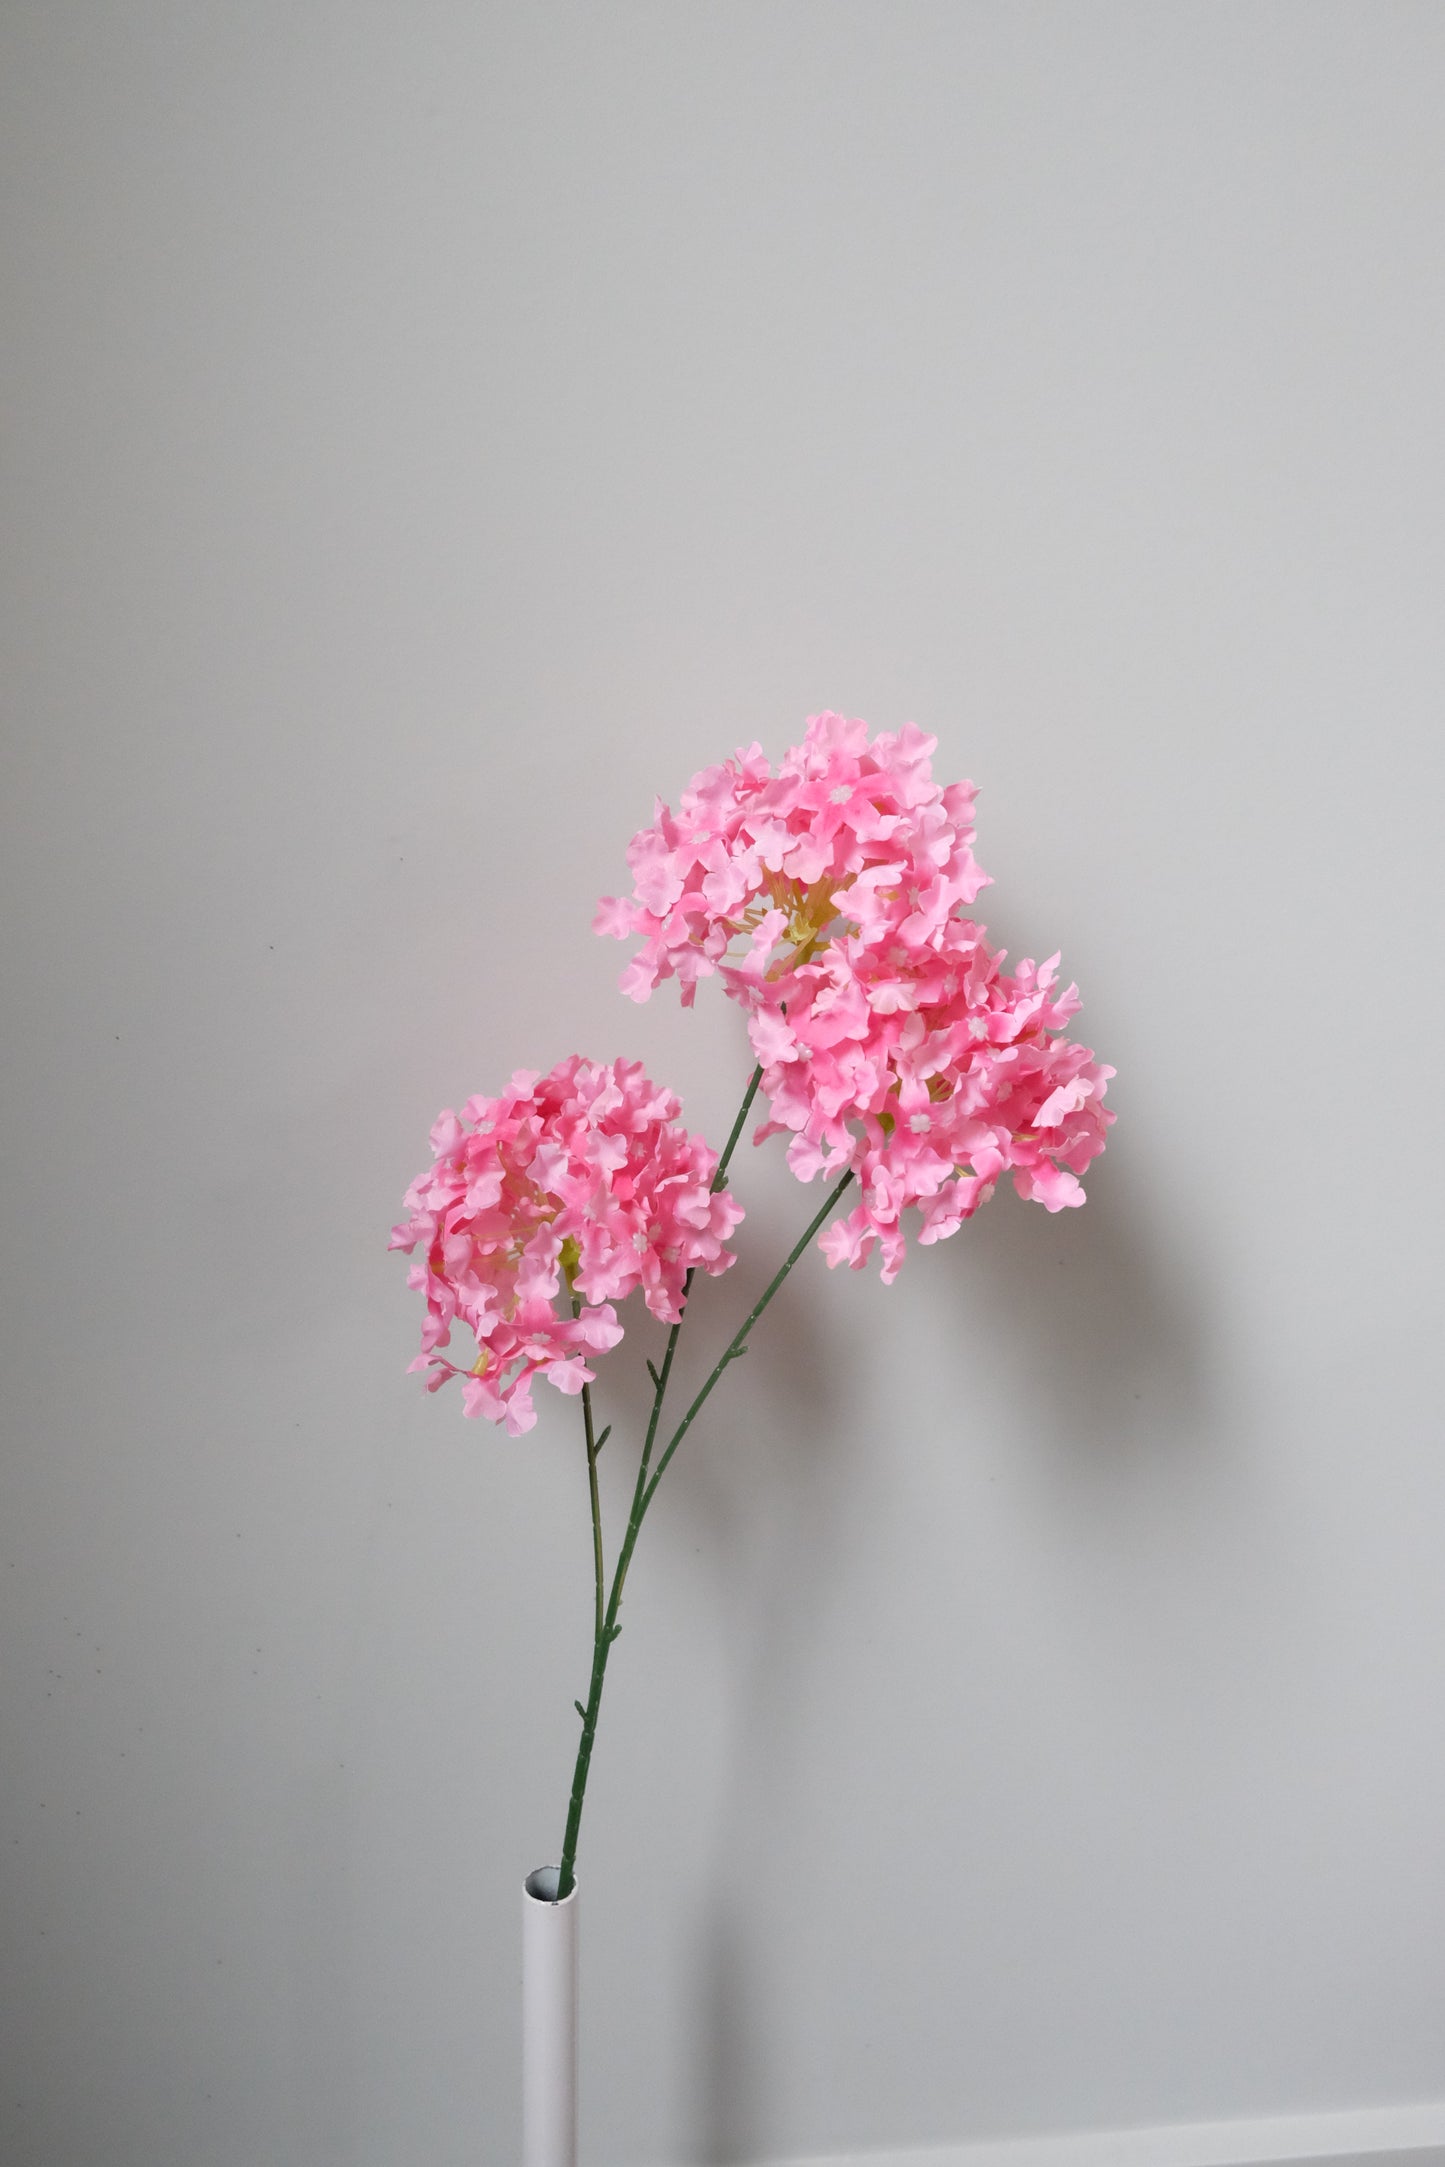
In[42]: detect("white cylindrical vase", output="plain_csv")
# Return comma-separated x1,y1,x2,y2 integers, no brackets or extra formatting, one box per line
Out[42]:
523,1867,577,2167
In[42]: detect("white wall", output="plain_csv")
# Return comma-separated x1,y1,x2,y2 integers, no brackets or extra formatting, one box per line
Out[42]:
3,5,1444,2164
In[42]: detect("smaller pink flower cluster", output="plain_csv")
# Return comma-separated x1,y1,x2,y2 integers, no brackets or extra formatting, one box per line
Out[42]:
598,712,1114,1281
389,1057,743,1434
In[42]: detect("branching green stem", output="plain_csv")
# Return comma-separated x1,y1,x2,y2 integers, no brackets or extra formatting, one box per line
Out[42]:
630,1064,762,1506
554,1063,851,1902
637,1167,853,1521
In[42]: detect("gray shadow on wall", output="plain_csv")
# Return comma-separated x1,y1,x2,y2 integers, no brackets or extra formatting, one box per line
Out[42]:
935,1149,1216,1480
657,1189,860,2166
677,1129,1215,2162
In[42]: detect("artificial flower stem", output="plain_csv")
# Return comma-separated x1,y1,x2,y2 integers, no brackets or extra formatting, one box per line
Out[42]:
631,1067,763,1500
554,1070,761,1902
713,1065,762,1194
614,1065,766,1615
571,1295,606,1649
554,1162,856,1901
637,1165,855,1519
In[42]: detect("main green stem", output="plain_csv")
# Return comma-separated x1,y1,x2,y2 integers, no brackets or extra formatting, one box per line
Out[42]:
554,1068,852,1901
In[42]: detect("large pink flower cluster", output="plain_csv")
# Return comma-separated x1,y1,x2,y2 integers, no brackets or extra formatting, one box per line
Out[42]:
597,712,1113,1280
594,711,989,1005
389,1057,743,1433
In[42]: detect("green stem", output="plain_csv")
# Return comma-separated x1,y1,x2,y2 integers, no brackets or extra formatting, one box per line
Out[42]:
714,1065,763,1193
571,1294,606,1649
632,1066,762,1507
637,1165,853,1522
554,1068,760,1903
553,1141,854,1902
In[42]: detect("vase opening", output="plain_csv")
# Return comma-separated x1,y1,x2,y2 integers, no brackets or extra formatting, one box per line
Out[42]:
525,1865,575,1906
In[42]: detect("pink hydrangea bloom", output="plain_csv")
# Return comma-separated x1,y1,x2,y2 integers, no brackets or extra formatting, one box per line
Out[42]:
390,1057,744,1433
595,710,990,1007
598,713,1113,1280
779,936,1116,1281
